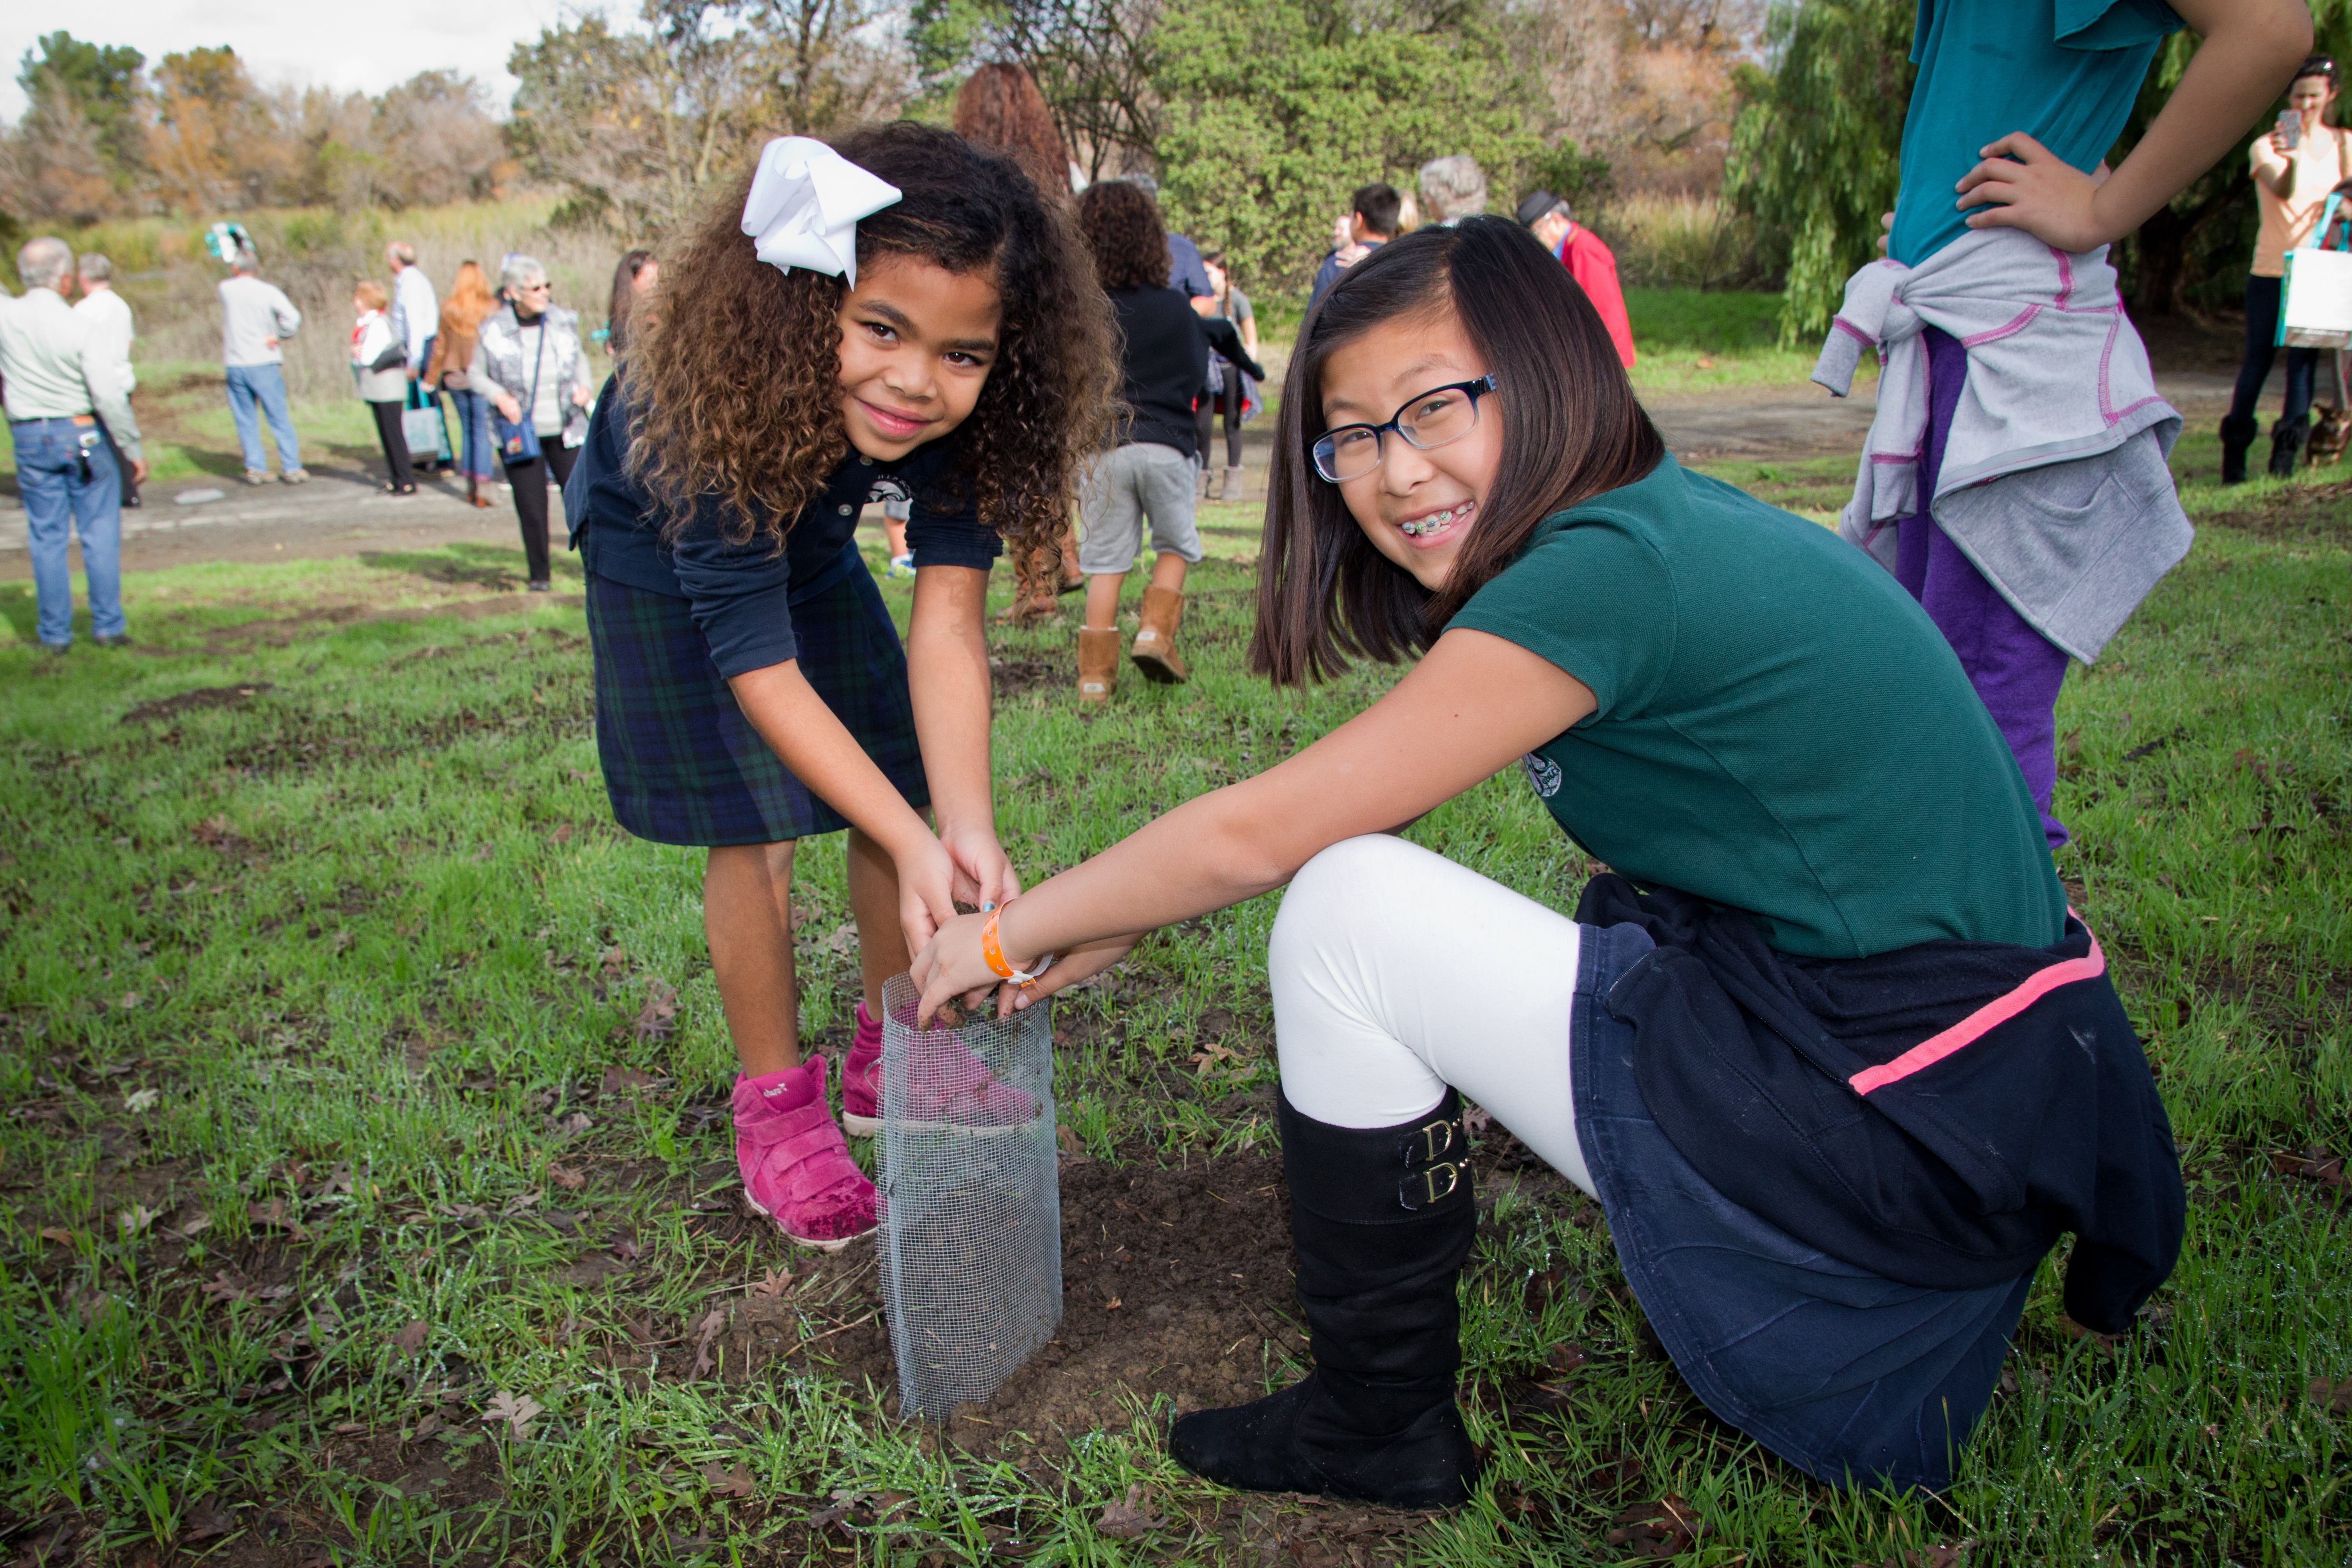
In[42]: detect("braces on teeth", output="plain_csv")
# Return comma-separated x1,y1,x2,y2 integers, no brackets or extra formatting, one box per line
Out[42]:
1401,507,1462,538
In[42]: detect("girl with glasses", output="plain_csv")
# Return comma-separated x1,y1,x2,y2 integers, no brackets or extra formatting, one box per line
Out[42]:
909,218,2182,1503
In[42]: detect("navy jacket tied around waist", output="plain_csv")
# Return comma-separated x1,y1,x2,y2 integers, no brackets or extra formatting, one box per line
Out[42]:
1575,875,2185,1332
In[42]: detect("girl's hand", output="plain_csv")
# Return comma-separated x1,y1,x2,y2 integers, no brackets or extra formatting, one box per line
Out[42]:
893,835,964,957
937,820,1021,912
1956,132,2107,251
990,932,1137,1018
572,384,593,408
494,393,522,423
909,909,1002,1026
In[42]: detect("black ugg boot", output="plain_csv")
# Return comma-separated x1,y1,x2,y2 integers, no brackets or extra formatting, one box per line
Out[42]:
2270,414,2308,479
2220,414,2257,484
1169,1090,1480,1508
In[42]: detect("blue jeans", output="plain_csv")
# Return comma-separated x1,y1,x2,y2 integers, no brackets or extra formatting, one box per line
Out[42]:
224,363,302,474
11,417,125,647
450,388,495,480
2228,274,2317,432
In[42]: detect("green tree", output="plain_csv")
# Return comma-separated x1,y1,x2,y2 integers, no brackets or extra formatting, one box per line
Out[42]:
16,32,145,184
1152,0,1547,296
1722,0,1913,346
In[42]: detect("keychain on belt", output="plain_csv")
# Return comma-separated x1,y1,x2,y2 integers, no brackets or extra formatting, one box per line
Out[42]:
75,427,100,484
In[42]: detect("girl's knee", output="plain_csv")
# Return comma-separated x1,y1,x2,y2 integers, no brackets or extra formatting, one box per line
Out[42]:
1273,835,1424,961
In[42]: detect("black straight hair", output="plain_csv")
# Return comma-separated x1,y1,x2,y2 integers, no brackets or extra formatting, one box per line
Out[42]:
1248,216,1663,686
1352,182,1402,238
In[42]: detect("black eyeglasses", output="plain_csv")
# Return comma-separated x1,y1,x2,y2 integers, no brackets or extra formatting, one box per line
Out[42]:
1311,374,1497,483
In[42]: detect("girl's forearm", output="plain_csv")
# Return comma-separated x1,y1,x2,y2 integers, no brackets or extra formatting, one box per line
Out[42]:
995,786,1291,968
2094,0,2310,241
905,566,995,835
730,662,934,860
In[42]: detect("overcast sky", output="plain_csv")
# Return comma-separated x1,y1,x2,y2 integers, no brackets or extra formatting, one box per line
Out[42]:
2,0,581,121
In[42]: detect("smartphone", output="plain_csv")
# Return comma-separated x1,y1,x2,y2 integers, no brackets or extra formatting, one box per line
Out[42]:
2280,109,2302,151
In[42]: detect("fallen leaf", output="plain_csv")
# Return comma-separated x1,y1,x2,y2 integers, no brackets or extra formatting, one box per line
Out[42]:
175,1212,213,1239
703,1462,757,1498
1096,1483,1163,1539
632,981,679,1043
501,1190,543,1216
555,1112,593,1136
550,823,574,845
601,1066,657,1097
1606,1494,1704,1557
547,1162,587,1191
391,1320,428,1356
201,1270,249,1304
601,945,628,978
1462,1103,1493,1138
691,1305,729,1377
37,1225,79,1247
753,1268,794,1298
333,1421,366,1434
124,1087,161,1113
1105,1296,1123,1311
2310,1375,2352,1415
246,1198,310,1240
808,1503,852,1537
413,1413,444,1441
182,1494,236,1542
482,1390,544,1440
1549,1342,1589,1375
610,1231,641,1262
116,1203,159,1237
1057,1124,1089,1159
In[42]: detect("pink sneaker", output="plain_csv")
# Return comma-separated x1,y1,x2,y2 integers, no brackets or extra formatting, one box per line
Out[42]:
841,1001,883,1138
733,1058,875,1252
887,998,1042,1131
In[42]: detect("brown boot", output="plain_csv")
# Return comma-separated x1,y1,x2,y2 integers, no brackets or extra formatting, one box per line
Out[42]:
1130,586,1189,683
1078,626,1121,706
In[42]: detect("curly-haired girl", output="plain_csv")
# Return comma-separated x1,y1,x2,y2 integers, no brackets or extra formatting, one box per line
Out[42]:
567,124,1116,1249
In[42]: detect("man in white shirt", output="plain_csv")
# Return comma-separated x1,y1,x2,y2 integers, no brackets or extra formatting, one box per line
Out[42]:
2,236,146,652
387,242,441,474
218,245,308,484
74,252,140,507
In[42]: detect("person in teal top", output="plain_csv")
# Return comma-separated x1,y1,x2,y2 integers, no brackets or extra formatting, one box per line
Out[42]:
1453,455,2063,958
904,221,2183,1503
1890,0,2183,265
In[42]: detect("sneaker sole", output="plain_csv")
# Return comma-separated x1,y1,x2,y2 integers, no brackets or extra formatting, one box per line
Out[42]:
842,1111,880,1138
742,1188,874,1253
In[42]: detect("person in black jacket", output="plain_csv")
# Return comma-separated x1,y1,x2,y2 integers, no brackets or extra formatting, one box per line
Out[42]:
1069,179,1262,703
908,221,2183,1504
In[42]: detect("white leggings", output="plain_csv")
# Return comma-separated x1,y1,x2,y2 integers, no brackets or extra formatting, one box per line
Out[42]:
1269,834,1595,1197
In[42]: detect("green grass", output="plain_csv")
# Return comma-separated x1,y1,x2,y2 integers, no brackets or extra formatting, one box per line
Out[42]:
0,451,2346,1563
1625,289,1857,397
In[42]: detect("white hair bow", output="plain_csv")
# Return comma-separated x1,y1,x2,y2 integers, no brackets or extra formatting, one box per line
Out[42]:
740,136,902,288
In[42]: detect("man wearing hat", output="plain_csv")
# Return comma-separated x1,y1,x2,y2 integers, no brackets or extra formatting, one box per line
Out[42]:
1517,191,1636,369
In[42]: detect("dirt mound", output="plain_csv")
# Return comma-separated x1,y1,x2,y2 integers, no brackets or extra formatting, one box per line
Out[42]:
736,1145,1304,1457
120,682,276,723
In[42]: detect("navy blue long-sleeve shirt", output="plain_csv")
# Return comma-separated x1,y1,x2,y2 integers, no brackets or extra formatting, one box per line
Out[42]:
565,374,1000,677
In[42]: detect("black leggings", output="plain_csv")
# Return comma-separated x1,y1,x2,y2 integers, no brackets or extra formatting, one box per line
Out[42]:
2228,274,2319,431
1195,365,1243,469
367,400,414,487
504,441,578,584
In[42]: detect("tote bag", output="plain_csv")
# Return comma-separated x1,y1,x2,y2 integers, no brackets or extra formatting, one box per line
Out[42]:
401,381,453,465
2280,195,2352,349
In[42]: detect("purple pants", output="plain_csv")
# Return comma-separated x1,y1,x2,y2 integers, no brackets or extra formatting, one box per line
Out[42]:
1894,328,2072,850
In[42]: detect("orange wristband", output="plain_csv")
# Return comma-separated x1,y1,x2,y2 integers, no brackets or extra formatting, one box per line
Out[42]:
980,903,1016,980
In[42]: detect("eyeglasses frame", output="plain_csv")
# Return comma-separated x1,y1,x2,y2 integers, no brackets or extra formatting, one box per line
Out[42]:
1311,373,1499,483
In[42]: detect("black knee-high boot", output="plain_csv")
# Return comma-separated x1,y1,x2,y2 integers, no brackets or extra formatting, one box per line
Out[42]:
1170,1089,1480,1508
2220,414,2257,485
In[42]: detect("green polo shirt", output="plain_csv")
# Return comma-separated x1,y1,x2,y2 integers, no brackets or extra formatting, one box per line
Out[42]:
1450,456,2064,958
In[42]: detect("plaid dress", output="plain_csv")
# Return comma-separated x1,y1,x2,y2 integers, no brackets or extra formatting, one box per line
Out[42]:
586,561,928,846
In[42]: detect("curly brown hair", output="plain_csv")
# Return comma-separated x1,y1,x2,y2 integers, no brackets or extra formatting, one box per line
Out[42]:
954,64,1072,202
627,122,1116,587
1075,180,1170,291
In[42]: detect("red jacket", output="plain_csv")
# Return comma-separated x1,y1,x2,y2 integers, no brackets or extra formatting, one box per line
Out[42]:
1559,226,1636,370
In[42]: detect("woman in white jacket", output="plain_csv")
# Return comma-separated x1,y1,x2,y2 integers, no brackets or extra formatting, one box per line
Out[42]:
350,281,415,495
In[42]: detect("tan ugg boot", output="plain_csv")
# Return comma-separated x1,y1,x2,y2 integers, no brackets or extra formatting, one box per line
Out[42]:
1221,465,1245,503
1130,586,1189,684
1077,626,1121,706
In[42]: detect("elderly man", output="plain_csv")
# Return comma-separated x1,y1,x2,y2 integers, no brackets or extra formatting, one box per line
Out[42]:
2,237,147,653
1418,155,1488,226
218,244,307,484
387,240,440,471
1515,190,1636,369
74,252,142,507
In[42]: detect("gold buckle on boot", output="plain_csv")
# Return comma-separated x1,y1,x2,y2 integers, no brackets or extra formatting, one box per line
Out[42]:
1398,1162,1461,1212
